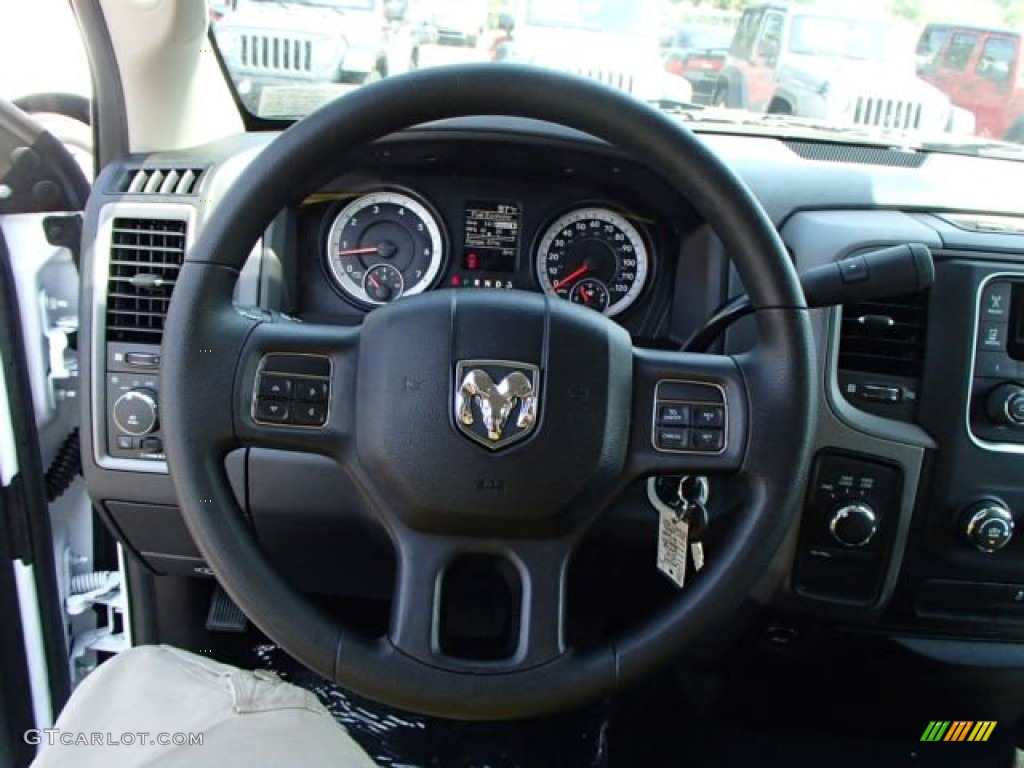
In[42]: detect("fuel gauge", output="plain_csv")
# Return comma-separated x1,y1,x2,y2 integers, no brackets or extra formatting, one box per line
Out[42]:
362,263,404,304
569,278,610,313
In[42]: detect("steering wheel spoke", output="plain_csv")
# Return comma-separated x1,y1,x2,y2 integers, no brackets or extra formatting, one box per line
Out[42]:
233,318,359,457
626,347,747,478
389,530,571,672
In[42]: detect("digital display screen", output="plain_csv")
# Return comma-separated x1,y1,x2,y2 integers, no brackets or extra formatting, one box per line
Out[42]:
462,201,520,273
1010,282,1024,361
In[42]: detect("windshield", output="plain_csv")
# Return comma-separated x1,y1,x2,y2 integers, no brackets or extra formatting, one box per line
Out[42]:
524,0,657,36
788,16,905,63
209,0,1024,160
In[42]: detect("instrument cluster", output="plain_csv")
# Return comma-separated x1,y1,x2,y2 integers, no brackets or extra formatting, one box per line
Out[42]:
321,187,654,319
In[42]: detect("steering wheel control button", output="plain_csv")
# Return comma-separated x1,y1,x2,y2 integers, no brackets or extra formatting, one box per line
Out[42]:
253,355,332,428
258,375,293,399
112,388,159,436
658,404,690,426
657,429,689,451
691,429,724,452
291,402,328,426
294,380,329,403
652,380,727,454
255,399,290,424
692,405,725,428
828,502,878,548
962,501,1015,553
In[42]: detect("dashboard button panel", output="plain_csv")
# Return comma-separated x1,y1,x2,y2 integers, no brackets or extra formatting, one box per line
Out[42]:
652,381,726,455
252,354,331,428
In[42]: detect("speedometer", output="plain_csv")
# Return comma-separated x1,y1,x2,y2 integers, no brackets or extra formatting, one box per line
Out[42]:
324,190,446,308
535,207,649,317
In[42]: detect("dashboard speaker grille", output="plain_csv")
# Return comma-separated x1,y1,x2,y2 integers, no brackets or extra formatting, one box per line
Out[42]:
784,141,926,168
838,292,929,378
105,218,187,343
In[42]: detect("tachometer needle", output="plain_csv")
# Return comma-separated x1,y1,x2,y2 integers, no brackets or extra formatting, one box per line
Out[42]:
338,246,380,256
552,265,589,291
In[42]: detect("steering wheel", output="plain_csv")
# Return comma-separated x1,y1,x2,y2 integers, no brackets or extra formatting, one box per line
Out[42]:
161,64,816,720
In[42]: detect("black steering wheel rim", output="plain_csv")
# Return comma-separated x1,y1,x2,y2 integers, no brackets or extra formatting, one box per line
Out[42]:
161,64,817,720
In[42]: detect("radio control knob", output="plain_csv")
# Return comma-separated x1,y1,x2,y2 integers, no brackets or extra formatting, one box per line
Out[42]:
962,501,1014,553
113,388,158,436
828,502,878,548
986,383,1024,427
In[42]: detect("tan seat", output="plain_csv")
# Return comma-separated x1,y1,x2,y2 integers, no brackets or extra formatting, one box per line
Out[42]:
31,645,376,767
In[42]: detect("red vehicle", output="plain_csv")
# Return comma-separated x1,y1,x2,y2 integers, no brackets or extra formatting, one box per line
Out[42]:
918,23,1024,140
662,24,733,103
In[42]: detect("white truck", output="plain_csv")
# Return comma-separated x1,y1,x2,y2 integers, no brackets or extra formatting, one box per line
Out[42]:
714,3,973,134
214,0,420,116
497,0,692,106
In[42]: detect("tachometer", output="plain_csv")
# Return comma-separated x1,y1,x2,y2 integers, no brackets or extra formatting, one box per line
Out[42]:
324,190,445,307
535,207,649,317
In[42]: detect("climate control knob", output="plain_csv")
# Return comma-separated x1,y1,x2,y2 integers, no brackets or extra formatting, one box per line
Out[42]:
962,501,1014,553
828,502,878,548
113,388,158,436
986,383,1024,427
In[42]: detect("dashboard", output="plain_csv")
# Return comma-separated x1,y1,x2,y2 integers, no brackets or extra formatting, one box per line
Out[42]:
79,118,1024,665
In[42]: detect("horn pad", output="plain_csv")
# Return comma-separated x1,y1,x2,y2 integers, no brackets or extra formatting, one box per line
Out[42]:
355,289,633,533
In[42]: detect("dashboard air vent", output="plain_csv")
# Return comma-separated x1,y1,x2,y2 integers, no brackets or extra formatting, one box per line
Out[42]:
114,167,204,196
105,218,187,343
784,141,926,168
838,292,929,378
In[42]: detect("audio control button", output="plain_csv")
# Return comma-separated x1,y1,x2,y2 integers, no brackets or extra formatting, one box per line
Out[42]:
255,399,290,424
978,323,1007,351
983,282,1011,320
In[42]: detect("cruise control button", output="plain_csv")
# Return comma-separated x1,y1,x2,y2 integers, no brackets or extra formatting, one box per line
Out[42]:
259,375,292,399
294,379,329,402
291,402,327,426
256,399,290,424
658,404,689,426
656,429,689,451
692,405,725,428
692,428,724,452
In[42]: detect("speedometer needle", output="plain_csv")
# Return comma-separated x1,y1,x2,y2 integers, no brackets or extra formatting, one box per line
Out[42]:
552,265,589,291
338,246,380,256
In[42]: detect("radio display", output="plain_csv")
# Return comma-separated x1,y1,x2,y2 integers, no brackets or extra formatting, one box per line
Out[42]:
1010,282,1024,361
462,201,520,273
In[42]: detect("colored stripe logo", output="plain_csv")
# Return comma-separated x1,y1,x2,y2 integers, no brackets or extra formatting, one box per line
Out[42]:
920,721,997,742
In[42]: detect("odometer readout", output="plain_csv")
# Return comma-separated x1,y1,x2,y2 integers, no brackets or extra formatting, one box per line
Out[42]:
462,201,521,273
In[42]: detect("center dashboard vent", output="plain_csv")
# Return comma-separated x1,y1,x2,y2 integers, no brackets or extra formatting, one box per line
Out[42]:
105,218,187,344
113,167,205,196
838,292,929,378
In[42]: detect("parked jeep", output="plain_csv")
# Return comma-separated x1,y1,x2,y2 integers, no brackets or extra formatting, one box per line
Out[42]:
714,3,965,134
214,0,418,117
917,24,1024,141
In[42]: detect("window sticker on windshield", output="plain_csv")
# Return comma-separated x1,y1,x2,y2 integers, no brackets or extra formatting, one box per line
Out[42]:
257,85,355,119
